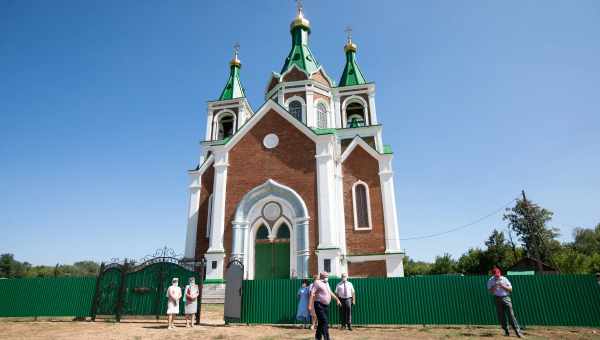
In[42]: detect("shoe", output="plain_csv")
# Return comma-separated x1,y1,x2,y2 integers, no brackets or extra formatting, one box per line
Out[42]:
504,330,510,336
348,325,353,331
516,331,523,338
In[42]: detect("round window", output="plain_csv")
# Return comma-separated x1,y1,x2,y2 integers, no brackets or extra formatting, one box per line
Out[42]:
263,133,279,149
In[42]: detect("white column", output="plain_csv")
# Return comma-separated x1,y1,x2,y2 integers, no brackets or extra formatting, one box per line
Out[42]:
295,217,310,278
306,90,314,127
315,137,341,276
378,155,404,277
205,150,229,280
277,87,285,106
183,172,202,260
333,93,341,128
205,109,214,141
368,90,378,125
334,159,348,274
237,103,244,131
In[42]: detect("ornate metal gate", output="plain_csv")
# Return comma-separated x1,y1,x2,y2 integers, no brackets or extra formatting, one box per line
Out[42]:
90,247,205,322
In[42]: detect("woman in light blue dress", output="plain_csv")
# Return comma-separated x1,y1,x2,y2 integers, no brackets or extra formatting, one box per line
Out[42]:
296,279,311,327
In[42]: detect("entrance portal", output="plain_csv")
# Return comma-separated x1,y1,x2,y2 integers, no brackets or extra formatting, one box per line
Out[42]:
254,223,291,279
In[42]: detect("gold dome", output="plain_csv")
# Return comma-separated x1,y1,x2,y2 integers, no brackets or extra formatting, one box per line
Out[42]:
229,55,241,67
344,41,357,53
290,11,310,30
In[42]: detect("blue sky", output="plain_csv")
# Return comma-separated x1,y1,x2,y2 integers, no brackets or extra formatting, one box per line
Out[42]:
1,1,599,265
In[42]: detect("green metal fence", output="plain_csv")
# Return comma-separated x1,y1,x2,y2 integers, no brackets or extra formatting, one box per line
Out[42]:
241,275,600,327
0,277,96,317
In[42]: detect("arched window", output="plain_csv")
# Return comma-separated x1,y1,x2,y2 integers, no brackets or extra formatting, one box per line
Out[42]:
276,223,290,239
352,181,372,230
205,194,213,239
288,100,302,121
217,114,235,140
345,102,366,128
317,103,328,128
256,225,269,240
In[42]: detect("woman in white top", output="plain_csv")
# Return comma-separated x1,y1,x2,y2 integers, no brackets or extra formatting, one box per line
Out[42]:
184,276,200,327
166,277,182,329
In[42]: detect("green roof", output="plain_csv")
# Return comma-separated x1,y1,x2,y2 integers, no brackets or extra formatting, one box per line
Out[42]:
312,128,336,135
218,63,246,101
383,144,393,154
339,48,367,87
280,25,321,75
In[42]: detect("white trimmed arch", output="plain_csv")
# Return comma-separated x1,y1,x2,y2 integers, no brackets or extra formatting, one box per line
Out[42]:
314,98,331,129
284,95,307,124
212,109,237,140
341,95,369,128
352,180,373,230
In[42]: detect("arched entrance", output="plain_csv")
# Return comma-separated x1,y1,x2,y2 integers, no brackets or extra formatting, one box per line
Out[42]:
254,223,291,279
230,179,310,279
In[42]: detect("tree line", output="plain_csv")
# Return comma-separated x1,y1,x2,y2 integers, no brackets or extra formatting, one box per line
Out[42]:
0,255,99,278
403,193,600,276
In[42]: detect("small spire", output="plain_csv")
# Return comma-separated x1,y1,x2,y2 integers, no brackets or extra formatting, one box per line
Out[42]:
344,26,357,53
230,42,241,67
296,0,303,15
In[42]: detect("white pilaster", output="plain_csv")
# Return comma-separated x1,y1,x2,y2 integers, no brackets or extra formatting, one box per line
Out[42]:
205,109,214,141
333,94,341,128
315,136,341,276
205,150,228,280
368,90,378,125
237,104,245,131
184,172,202,259
277,88,285,106
378,156,402,253
306,90,315,127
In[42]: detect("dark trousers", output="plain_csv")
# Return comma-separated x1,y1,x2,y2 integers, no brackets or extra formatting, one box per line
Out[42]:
495,296,521,334
314,301,330,340
339,298,352,327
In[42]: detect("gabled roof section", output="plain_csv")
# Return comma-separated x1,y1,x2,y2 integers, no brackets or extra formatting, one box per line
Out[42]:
340,135,389,163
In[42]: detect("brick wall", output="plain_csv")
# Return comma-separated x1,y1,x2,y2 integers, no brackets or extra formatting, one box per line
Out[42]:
223,109,320,275
342,146,386,255
348,260,387,277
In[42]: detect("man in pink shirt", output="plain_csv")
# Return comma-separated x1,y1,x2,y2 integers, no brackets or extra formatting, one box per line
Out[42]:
308,272,341,340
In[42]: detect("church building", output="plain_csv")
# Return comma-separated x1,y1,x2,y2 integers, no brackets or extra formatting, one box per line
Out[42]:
183,6,404,281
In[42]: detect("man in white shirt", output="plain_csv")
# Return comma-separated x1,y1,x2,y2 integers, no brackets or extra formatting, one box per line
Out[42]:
487,267,523,338
335,273,355,331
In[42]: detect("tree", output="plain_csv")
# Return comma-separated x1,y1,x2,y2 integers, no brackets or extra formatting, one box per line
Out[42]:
482,229,517,272
0,254,30,278
503,192,559,263
429,253,457,274
402,256,432,276
457,248,484,274
572,223,600,256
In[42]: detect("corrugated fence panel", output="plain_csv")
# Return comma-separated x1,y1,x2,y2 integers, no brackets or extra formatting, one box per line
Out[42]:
0,277,96,317
241,275,600,327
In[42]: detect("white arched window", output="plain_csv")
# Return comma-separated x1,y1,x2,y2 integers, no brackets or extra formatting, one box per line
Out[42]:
213,111,236,140
289,100,303,121
352,181,372,230
317,102,328,128
206,194,213,239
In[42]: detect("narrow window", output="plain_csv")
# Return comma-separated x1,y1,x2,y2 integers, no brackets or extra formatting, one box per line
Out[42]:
276,223,290,239
205,194,213,239
353,181,372,230
289,100,303,121
256,224,270,240
324,259,331,273
317,103,328,128
345,102,366,128
217,114,235,140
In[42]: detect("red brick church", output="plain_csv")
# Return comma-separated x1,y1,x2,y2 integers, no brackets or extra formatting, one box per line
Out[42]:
183,5,404,281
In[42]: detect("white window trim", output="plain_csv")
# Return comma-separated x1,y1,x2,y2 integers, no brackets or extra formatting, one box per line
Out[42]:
212,109,237,140
206,194,214,239
342,95,369,128
284,96,307,124
352,180,373,231
315,99,331,129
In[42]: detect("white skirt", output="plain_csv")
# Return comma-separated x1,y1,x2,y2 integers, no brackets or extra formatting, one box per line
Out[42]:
167,299,179,314
185,300,197,314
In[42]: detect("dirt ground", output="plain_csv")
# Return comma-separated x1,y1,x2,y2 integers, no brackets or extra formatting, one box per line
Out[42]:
1,304,599,340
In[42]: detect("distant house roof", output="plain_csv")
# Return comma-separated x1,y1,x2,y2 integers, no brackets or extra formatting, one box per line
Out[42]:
508,257,558,274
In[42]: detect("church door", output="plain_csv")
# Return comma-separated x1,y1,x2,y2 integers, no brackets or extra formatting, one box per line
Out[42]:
254,223,290,279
